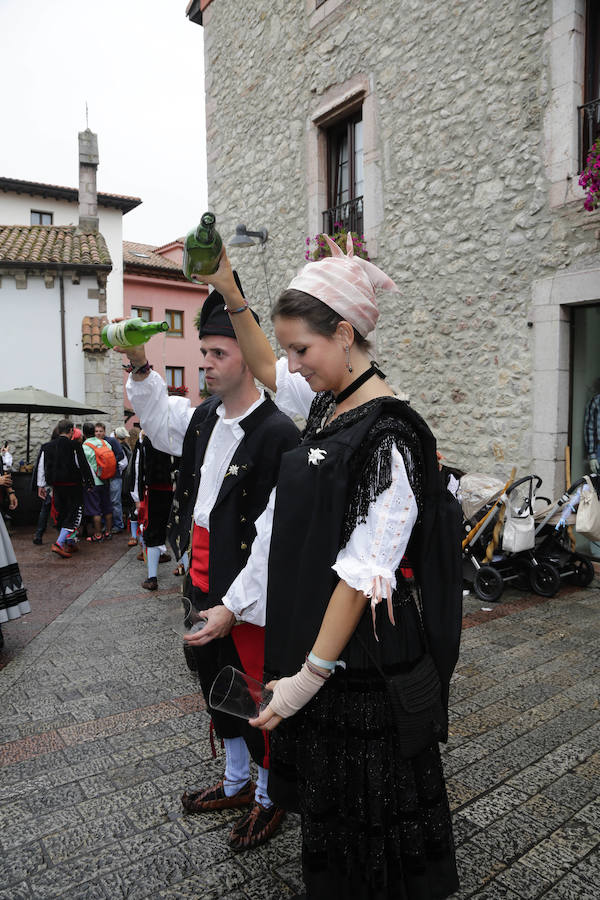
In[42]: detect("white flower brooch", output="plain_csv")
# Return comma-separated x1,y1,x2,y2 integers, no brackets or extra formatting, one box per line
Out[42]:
307,448,327,466
225,464,239,477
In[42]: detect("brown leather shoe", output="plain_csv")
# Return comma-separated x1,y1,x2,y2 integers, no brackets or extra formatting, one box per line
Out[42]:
137,550,145,561
181,779,255,813
51,542,72,559
142,577,158,591
128,538,138,547
228,801,286,851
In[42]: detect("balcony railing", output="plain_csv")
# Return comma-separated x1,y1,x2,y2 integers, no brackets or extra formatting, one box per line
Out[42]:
322,196,364,236
578,97,600,171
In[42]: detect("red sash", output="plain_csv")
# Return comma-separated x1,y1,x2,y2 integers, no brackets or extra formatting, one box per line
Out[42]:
190,524,210,591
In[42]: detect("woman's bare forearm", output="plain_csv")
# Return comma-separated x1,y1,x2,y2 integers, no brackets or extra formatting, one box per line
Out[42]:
311,580,368,663
225,306,277,392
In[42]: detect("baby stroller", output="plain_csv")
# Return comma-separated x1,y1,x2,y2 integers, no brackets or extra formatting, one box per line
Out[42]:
460,472,559,602
532,474,600,587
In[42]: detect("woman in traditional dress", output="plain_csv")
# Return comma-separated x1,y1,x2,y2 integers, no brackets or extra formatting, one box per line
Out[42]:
0,463,30,649
188,235,460,899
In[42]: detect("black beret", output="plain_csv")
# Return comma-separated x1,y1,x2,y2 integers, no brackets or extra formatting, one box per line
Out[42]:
199,270,260,339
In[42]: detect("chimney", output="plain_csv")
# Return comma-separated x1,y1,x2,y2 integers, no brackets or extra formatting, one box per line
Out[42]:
78,129,99,231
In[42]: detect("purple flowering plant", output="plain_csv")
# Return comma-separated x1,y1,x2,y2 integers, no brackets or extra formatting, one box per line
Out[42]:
578,138,600,211
305,223,370,261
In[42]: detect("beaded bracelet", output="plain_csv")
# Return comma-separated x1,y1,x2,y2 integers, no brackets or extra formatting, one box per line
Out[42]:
122,361,153,376
227,300,249,315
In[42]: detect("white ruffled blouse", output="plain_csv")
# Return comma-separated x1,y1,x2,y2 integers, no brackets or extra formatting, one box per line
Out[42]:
223,358,418,626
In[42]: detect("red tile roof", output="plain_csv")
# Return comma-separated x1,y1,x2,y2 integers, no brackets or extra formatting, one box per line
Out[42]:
0,225,112,268
82,316,109,352
0,177,141,213
123,240,188,279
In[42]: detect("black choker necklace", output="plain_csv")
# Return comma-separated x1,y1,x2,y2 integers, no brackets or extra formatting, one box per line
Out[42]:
335,361,386,405
316,362,387,433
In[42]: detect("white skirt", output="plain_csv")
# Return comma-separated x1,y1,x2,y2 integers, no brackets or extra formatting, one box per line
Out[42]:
0,513,31,623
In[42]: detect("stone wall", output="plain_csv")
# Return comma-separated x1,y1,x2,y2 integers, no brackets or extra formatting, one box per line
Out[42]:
0,351,126,466
201,0,600,478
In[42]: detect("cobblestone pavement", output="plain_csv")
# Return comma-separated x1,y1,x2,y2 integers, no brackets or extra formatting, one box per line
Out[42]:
0,527,131,667
0,547,599,898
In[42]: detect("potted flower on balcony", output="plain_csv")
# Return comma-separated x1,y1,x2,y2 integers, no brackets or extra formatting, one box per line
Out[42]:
305,223,370,261
167,385,189,397
579,137,600,211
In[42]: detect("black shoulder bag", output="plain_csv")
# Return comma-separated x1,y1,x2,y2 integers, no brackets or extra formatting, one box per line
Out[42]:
356,602,447,759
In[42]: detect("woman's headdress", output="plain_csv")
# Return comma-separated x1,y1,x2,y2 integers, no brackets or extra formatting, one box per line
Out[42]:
286,233,399,337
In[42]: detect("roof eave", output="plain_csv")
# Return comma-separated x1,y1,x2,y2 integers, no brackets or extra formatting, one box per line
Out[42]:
0,260,113,273
0,178,142,213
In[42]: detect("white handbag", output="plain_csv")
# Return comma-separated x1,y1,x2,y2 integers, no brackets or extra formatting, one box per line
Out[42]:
575,476,600,542
502,491,535,553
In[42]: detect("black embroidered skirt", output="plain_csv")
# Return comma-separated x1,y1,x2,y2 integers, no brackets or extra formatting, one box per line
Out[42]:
268,602,459,900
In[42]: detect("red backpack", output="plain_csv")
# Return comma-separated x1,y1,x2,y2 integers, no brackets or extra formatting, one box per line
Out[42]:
84,439,117,480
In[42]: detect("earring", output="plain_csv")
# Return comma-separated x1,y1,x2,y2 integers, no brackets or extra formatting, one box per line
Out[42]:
345,345,353,373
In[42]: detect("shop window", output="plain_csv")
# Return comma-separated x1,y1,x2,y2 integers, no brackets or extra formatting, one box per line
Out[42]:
570,304,600,559
165,309,183,336
31,210,53,225
132,306,151,322
322,111,363,235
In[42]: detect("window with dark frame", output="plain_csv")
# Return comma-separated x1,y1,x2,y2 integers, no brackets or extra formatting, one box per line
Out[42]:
131,306,151,322
165,366,184,389
580,0,600,169
30,210,53,225
165,309,183,336
322,109,364,235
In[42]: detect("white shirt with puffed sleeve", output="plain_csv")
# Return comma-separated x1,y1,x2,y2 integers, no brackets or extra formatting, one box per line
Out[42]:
223,358,418,626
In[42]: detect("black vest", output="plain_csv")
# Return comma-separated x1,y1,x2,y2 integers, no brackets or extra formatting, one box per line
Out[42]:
265,395,462,701
41,436,91,487
138,436,179,489
168,394,300,602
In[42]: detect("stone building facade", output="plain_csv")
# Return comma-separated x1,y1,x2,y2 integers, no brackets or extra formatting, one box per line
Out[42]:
189,0,600,500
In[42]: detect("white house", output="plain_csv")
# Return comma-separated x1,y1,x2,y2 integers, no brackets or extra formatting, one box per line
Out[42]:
0,130,142,456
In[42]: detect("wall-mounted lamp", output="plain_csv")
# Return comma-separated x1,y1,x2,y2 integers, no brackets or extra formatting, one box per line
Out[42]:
229,224,269,247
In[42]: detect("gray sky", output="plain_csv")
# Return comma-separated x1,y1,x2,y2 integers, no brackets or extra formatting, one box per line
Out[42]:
0,0,208,246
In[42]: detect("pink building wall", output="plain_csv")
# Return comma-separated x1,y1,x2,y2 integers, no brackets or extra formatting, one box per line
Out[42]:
123,265,208,413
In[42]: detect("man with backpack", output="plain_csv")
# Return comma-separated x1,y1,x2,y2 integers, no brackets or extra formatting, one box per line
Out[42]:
82,421,116,542
94,422,127,533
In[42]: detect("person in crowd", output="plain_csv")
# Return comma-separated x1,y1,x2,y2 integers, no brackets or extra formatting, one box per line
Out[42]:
36,419,94,559
95,422,127,533
130,432,177,590
185,239,461,898
32,426,59,545
81,422,114,542
123,427,141,546
0,468,30,649
117,279,299,851
0,449,17,522
1,442,13,471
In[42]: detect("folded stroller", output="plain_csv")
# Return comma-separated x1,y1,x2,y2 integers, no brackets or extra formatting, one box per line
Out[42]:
532,474,600,587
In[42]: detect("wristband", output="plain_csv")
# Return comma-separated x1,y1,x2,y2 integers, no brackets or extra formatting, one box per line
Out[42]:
307,651,346,672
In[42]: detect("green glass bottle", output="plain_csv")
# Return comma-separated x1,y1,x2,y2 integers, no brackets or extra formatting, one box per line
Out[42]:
183,212,223,282
101,317,169,349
